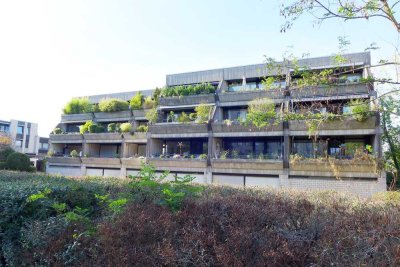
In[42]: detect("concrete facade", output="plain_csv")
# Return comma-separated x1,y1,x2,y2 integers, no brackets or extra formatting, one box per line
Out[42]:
47,52,387,197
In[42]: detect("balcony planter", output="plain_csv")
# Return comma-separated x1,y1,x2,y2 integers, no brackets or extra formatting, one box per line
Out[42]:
149,123,208,137
83,133,123,143
132,109,148,120
93,110,132,122
290,159,377,174
211,159,284,173
50,134,83,143
47,157,81,165
81,157,121,167
123,132,147,142
218,89,284,103
121,158,146,168
61,113,93,123
289,116,376,132
290,83,370,99
148,158,207,169
159,94,215,107
212,122,283,136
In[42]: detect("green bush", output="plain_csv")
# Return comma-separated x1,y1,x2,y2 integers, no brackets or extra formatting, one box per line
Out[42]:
349,99,370,122
0,146,15,161
136,125,148,132
108,123,118,133
63,97,94,114
245,98,276,128
6,152,33,172
70,150,79,158
143,96,155,109
0,162,6,169
52,128,63,134
177,112,191,123
95,125,105,133
160,83,215,97
145,108,158,124
99,98,129,112
130,92,143,110
88,124,98,133
195,104,213,123
120,123,132,133
80,121,94,134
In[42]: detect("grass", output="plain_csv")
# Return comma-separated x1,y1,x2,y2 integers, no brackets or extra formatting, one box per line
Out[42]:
0,170,399,266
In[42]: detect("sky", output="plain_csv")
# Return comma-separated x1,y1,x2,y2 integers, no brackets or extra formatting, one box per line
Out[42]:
0,0,399,136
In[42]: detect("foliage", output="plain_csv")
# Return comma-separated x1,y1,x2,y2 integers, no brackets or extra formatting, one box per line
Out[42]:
0,146,14,162
195,104,213,123
199,154,207,159
143,96,155,109
107,123,118,133
5,152,33,172
130,92,143,110
349,98,370,122
245,98,276,128
52,128,64,134
160,83,215,97
136,125,148,132
62,97,94,114
177,112,191,123
145,108,158,124
88,124,97,133
98,98,129,112
119,123,132,133
80,120,94,134
70,150,79,158
152,87,162,104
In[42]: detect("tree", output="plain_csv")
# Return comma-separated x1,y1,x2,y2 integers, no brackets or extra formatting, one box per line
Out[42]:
279,0,400,188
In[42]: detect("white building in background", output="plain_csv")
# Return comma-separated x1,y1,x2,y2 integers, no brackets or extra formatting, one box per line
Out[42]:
0,119,48,156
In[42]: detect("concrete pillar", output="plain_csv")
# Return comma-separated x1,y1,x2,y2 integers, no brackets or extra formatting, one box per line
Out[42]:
279,170,289,188
80,164,87,176
82,141,89,157
283,122,290,168
120,166,127,178
121,141,127,158
204,166,212,184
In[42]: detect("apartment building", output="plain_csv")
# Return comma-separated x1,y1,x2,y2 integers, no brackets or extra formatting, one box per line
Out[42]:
47,52,386,197
0,119,44,155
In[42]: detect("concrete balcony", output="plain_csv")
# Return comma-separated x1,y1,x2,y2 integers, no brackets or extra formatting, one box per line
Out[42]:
289,159,377,178
93,110,132,122
121,158,146,168
159,94,215,107
218,89,285,106
211,159,284,175
132,109,148,120
61,113,93,123
289,116,377,136
47,157,82,165
212,122,283,137
123,132,147,143
83,133,123,143
81,157,121,168
290,83,370,100
149,123,209,138
50,134,83,143
148,158,207,172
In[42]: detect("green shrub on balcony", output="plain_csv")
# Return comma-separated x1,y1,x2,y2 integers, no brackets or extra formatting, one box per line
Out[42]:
245,98,276,128
145,108,158,124
130,92,143,110
136,125,148,132
62,97,95,114
88,124,97,133
177,112,191,123
95,125,105,133
143,96,155,109
107,123,119,133
80,121,94,134
195,104,213,123
98,98,129,112
349,99,370,122
70,150,79,158
160,83,215,97
120,123,132,133
52,128,64,134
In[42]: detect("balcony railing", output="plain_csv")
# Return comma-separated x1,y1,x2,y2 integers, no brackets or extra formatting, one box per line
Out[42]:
121,158,146,168
148,158,207,170
83,133,123,143
218,89,285,104
211,159,284,174
212,122,283,136
132,109,149,120
81,157,121,167
290,83,370,99
61,113,93,123
289,116,377,133
159,94,215,107
93,110,132,122
50,133,83,143
149,123,208,137
123,132,147,142
47,157,82,165
289,158,377,177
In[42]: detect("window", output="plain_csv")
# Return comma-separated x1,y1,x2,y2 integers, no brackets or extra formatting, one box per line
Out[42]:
15,140,22,147
292,140,313,158
343,105,352,114
0,124,9,133
224,108,247,121
227,82,243,92
338,74,361,84
17,126,24,134
40,143,49,149
66,124,80,133
244,82,257,90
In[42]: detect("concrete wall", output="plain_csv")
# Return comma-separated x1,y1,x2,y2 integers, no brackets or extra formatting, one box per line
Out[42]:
47,165,81,176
